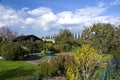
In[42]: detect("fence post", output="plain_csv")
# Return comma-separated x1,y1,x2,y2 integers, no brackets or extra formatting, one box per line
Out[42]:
102,63,108,80
107,62,110,80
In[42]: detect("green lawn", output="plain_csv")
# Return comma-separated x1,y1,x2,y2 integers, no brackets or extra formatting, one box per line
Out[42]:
0,60,36,80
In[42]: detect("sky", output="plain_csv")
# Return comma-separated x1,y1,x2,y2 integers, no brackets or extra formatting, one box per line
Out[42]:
0,0,120,37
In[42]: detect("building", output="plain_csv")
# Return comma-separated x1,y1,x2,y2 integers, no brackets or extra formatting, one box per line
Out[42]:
13,35,42,42
42,38,55,43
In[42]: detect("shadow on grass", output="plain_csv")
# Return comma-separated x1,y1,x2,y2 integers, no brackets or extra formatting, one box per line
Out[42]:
0,67,35,80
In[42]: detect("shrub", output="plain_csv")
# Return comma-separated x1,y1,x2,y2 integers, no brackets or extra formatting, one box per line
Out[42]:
1,42,29,61
37,62,54,77
52,54,74,75
49,59,59,75
43,43,54,51
53,44,62,53
18,40,43,53
66,45,101,80
39,50,45,57
0,43,3,56
37,54,75,78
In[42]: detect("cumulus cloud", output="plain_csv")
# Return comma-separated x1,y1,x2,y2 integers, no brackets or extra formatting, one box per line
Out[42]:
0,3,119,35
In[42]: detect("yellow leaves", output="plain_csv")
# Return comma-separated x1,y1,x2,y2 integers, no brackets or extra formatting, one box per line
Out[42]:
74,45,101,72
66,45,101,80
66,66,75,80
100,62,107,68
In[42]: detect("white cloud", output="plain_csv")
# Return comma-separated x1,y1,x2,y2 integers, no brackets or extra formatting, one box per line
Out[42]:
28,7,51,15
0,4,119,35
97,2,105,7
25,18,35,25
57,11,80,25
75,6,106,17
110,0,120,5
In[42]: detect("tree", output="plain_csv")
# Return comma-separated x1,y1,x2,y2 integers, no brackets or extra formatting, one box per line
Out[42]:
55,29,74,44
54,29,75,51
80,27,92,44
0,27,18,42
89,23,117,54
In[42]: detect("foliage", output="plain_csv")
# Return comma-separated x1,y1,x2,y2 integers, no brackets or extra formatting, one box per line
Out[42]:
18,40,43,53
55,54,74,75
39,50,45,57
56,51,74,56
53,44,62,53
37,62,54,77
0,37,5,56
110,41,120,59
79,23,120,55
54,29,75,52
1,42,29,61
43,42,54,51
66,60,81,80
74,45,101,79
37,54,75,78
0,36,3,42
0,27,18,42
90,23,116,54
0,60,36,80
65,45,101,80
100,54,113,62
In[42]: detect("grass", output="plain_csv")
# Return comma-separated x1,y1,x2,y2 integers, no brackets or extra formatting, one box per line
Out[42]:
0,60,36,80
92,54,114,79
100,54,113,62
92,67,104,80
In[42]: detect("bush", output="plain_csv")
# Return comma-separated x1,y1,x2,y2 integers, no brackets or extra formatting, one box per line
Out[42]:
0,42,4,56
39,50,45,57
53,44,62,53
18,40,43,53
37,62,54,77
66,45,101,80
1,42,29,61
43,43,54,51
37,54,75,78
50,54,74,75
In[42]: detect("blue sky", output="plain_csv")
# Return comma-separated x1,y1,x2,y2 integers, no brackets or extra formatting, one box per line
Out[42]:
0,0,120,37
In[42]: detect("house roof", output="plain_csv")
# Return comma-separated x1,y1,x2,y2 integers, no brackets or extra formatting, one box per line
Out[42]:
13,35,42,41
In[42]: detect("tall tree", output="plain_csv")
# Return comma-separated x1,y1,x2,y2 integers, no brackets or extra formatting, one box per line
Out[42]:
54,29,75,51
80,27,92,44
90,23,118,54
55,29,74,44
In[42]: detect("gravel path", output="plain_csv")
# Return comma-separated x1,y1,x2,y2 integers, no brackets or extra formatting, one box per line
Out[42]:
25,56,53,65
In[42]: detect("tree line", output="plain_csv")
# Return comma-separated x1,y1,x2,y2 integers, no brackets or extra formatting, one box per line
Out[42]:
0,23,120,57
